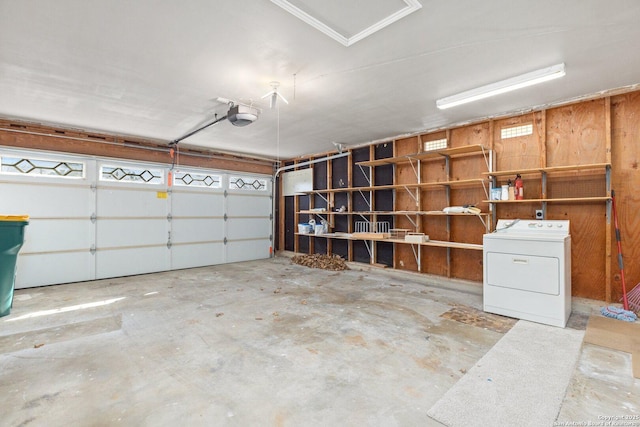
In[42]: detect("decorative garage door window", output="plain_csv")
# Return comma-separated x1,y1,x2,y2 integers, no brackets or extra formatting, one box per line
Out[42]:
229,175,268,191
173,170,222,188
0,155,84,178
100,164,163,184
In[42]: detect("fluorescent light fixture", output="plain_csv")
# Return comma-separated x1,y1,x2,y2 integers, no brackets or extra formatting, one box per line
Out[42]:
436,63,566,110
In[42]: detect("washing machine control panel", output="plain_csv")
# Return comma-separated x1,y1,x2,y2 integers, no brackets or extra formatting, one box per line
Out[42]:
495,219,570,235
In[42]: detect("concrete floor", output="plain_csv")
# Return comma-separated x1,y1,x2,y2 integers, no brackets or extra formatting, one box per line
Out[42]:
1,256,638,426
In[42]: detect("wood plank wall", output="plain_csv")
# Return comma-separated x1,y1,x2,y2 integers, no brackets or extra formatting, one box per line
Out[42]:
282,89,640,301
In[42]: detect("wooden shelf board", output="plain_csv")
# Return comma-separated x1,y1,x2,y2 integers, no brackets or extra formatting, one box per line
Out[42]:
356,144,489,167
300,210,489,216
306,179,485,193
484,197,610,203
356,156,412,167
482,163,611,177
295,233,482,250
418,178,485,188
412,144,489,160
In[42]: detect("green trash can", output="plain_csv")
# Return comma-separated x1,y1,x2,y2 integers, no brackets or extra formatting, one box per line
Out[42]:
0,215,29,317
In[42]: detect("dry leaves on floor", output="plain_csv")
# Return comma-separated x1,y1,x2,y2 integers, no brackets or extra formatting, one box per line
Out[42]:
291,254,349,271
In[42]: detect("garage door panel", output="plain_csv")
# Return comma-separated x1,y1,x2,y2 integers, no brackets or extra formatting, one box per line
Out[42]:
15,253,95,289
97,219,168,247
97,188,168,217
1,184,93,217
227,239,271,263
171,242,226,270
96,247,169,279
227,218,271,240
226,194,271,216
21,219,94,252
171,218,224,243
171,191,225,217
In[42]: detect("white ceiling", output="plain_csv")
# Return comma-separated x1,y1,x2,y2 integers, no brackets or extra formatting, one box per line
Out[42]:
1,0,639,160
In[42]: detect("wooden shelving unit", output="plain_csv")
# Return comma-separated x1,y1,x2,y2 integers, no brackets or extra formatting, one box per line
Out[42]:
483,162,611,222
281,94,630,301
295,144,493,273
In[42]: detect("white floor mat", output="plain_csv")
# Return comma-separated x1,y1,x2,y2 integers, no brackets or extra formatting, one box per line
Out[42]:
427,320,585,427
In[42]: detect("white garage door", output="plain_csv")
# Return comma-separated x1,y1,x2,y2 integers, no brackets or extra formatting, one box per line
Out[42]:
0,148,272,289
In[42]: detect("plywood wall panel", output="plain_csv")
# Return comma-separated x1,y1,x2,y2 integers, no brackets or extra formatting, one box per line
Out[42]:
450,187,486,209
547,175,606,199
450,123,491,148
396,136,420,156
494,204,538,221
421,160,447,184
421,247,448,276
611,92,640,303
451,249,483,281
421,215,448,241
395,245,418,272
421,189,448,211
546,100,607,166
493,113,543,171
548,203,607,300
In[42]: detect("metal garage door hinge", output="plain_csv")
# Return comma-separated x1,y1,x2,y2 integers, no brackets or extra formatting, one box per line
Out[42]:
269,213,273,220
90,245,96,255
223,237,228,245
224,190,228,197
90,183,97,191
224,213,228,221
269,234,273,241
167,213,172,221
90,213,97,223
167,231,172,248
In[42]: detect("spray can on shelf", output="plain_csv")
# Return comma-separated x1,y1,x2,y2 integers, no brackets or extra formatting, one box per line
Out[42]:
501,183,509,200
507,179,515,201
514,174,524,200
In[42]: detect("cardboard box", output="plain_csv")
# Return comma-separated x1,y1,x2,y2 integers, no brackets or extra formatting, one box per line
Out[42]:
404,233,429,243
584,315,640,379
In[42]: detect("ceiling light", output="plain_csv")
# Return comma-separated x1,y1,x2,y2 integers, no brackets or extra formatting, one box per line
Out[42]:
262,81,288,109
436,63,566,110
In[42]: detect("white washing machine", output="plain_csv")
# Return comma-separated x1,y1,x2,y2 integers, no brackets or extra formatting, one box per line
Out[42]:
483,219,571,328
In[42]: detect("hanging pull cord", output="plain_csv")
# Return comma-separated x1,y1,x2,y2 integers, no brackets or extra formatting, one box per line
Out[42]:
167,145,177,187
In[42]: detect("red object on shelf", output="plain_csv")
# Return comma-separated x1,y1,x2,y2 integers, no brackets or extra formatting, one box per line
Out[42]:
514,174,524,200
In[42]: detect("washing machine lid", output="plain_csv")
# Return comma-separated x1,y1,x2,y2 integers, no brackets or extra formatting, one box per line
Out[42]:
485,219,570,240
